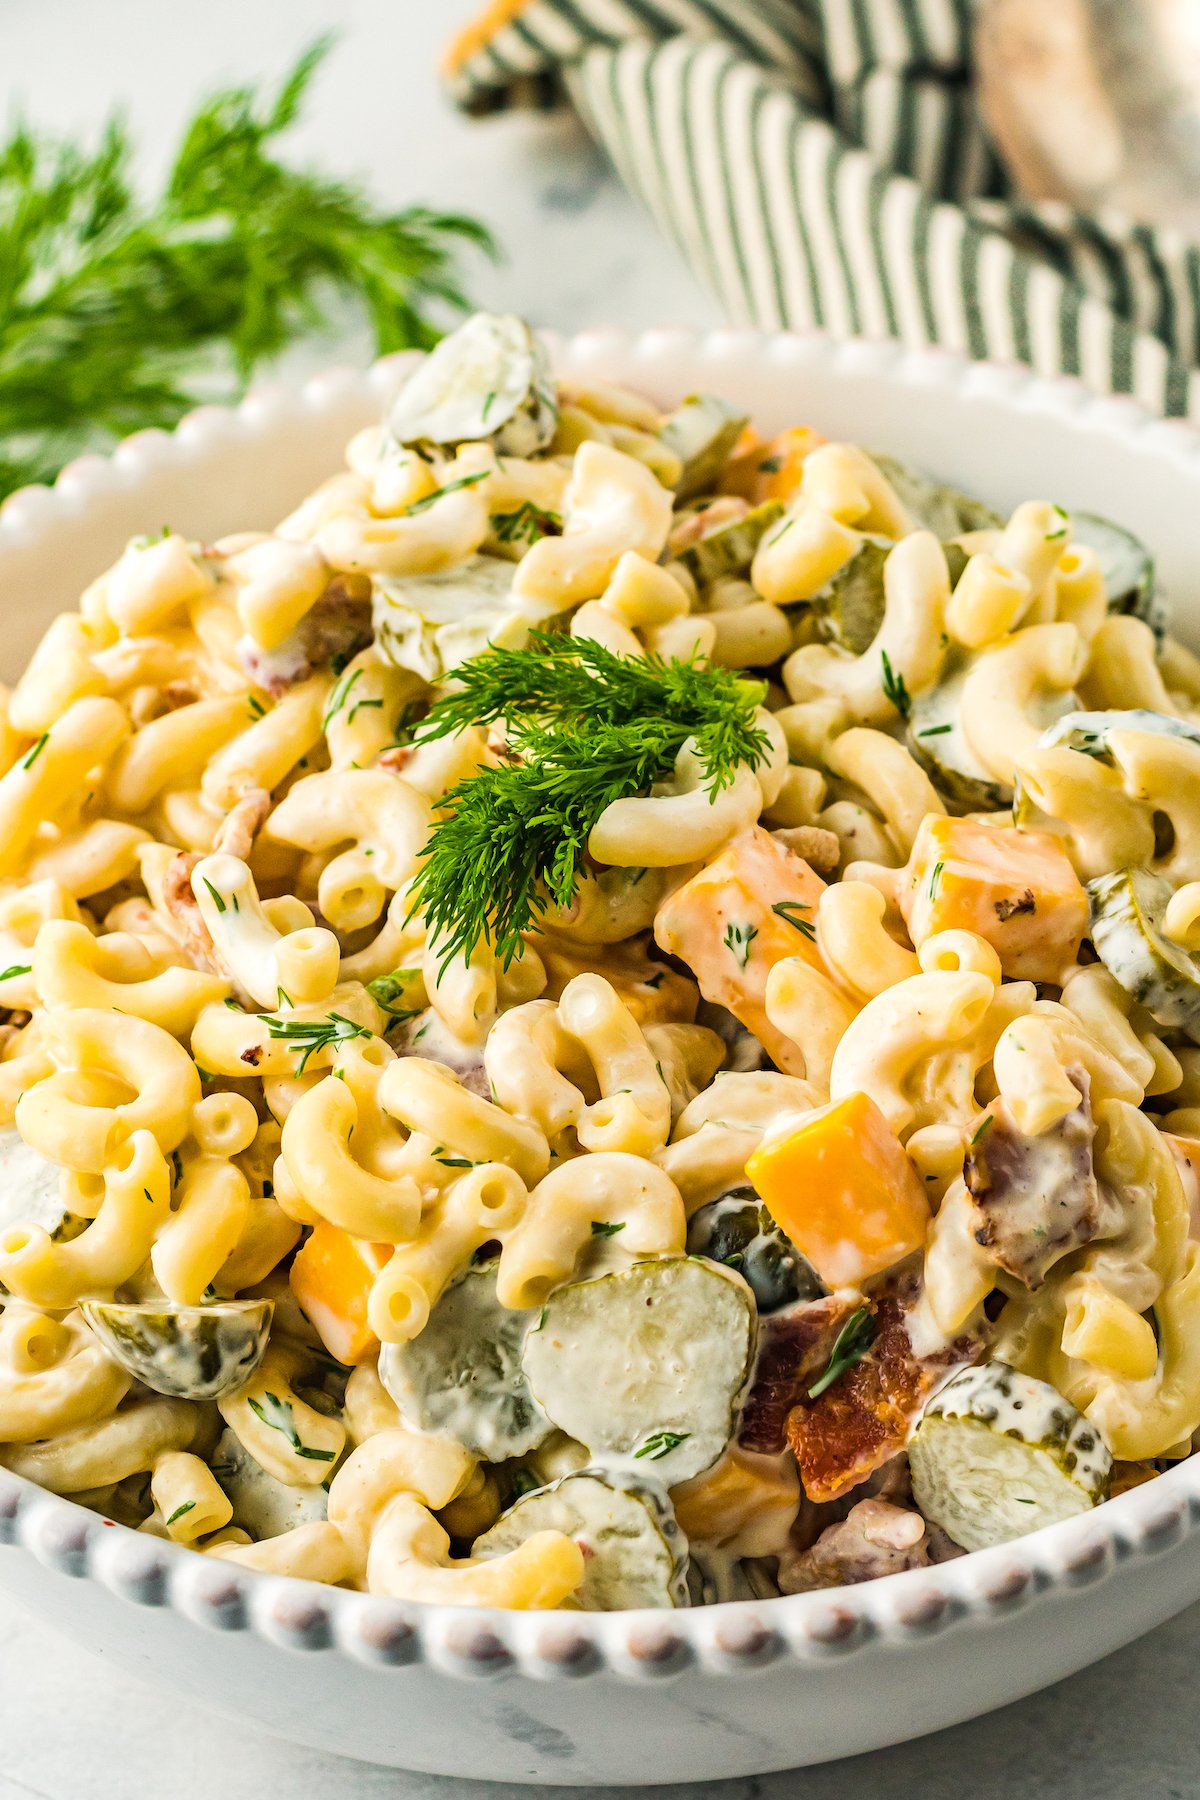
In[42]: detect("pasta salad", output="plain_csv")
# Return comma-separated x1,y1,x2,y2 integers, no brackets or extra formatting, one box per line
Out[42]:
1,310,1198,1609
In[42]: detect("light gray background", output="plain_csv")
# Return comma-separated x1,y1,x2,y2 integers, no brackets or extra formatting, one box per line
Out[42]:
1,2,1197,1794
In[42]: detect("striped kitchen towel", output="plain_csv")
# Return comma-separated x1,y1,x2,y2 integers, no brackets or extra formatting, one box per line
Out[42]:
443,0,1200,418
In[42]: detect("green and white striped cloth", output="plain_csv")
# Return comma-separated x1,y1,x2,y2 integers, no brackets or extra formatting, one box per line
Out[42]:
444,0,1200,418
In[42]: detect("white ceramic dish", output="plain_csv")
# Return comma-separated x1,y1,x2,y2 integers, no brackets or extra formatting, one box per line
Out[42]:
2,329,1200,1786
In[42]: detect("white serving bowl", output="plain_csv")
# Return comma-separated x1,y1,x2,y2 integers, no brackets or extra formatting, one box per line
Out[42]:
2,330,1200,1786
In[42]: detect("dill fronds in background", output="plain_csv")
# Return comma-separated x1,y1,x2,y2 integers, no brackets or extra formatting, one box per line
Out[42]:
0,37,494,498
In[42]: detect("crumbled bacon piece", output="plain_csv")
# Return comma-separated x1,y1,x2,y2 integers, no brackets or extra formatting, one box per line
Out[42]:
162,680,201,710
667,496,749,555
378,743,417,775
785,1279,980,1503
213,787,271,861
162,852,218,975
237,575,372,697
769,826,841,875
739,1293,863,1454
392,1009,492,1099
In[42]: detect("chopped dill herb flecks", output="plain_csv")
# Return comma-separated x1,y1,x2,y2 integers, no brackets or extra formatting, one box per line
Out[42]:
407,633,771,970
590,1219,626,1238
634,1429,691,1462
322,664,364,731
491,500,562,545
264,1010,371,1074
879,650,911,720
402,470,489,516
772,900,816,941
431,1148,478,1168
247,1391,335,1461
723,919,758,968
808,1306,875,1400
0,963,30,982
929,858,946,900
166,1501,196,1526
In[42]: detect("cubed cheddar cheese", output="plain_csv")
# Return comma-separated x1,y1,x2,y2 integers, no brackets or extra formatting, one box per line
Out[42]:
746,1090,930,1286
720,426,826,506
653,826,828,1076
671,1445,799,1555
899,814,1087,983
289,1222,390,1365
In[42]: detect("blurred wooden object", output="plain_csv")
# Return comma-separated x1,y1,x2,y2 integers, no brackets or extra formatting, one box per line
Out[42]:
975,0,1200,231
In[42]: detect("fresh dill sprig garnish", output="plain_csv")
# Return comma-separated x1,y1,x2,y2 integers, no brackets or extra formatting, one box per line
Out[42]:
0,39,494,498
264,1010,371,1074
409,634,770,970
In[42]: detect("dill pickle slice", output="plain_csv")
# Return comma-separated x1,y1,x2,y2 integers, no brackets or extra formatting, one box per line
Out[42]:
869,453,1003,538
1069,512,1161,630
1039,707,1200,759
811,537,889,653
686,1189,824,1314
475,1470,688,1610
909,1361,1111,1552
522,1258,755,1485
210,1426,328,1540
1088,865,1200,1037
388,313,558,457
659,393,749,500
908,655,1013,813
677,501,784,587
372,555,547,682
378,1262,551,1462
81,1299,273,1401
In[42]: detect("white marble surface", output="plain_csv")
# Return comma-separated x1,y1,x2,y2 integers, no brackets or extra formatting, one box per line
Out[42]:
1,3,1197,1795
2,1595,1200,1800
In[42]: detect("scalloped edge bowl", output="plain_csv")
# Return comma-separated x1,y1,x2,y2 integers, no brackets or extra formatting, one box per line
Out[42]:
2,329,1200,1785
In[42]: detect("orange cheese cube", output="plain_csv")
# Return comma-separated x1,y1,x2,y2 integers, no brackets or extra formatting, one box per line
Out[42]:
289,1222,391,1365
671,1446,800,1554
899,814,1087,983
746,1091,930,1286
720,426,826,506
653,826,828,1076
